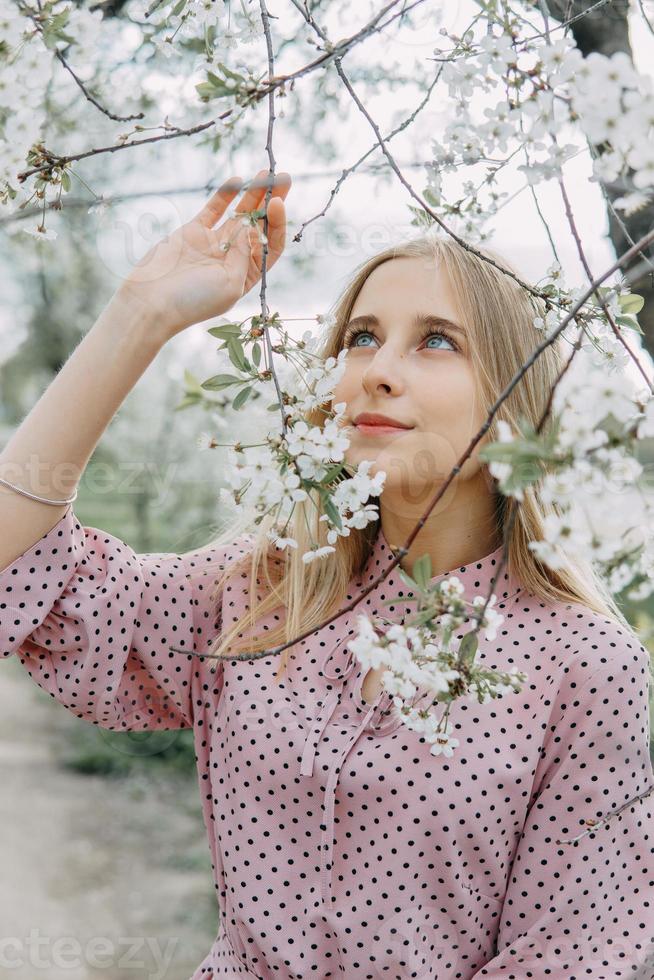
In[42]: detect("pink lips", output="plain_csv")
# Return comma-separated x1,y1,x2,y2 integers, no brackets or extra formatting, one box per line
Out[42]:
355,423,411,435
353,412,414,432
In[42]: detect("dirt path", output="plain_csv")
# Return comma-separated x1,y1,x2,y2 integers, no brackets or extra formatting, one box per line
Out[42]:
0,658,218,980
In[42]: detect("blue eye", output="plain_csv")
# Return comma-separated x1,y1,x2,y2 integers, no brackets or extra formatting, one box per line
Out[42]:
424,334,456,350
343,327,458,352
350,331,375,347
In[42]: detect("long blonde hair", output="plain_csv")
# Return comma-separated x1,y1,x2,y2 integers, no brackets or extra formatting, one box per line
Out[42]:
181,234,633,677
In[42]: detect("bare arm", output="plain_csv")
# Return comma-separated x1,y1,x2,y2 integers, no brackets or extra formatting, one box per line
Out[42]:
0,296,163,570
0,168,291,572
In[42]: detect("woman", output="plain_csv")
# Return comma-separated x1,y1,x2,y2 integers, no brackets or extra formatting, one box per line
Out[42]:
1,170,652,979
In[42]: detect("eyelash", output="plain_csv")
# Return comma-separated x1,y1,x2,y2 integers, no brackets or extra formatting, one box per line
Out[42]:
342,325,459,352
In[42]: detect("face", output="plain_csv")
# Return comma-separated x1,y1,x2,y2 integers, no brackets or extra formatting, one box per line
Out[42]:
331,255,493,520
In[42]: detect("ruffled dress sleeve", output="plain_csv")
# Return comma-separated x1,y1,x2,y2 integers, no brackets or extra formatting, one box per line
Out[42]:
0,504,231,731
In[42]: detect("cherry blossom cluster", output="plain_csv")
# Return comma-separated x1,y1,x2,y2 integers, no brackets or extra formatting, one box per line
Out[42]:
429,24,653,215
482,259,654,601
216,353,387,561
347,575,526,756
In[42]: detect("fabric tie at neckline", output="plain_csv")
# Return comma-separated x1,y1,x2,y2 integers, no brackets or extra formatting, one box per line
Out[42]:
299,626,402,779
299,620,405,906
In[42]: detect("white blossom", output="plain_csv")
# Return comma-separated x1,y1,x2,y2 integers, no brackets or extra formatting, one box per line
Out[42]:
612,191,652,216
302,544,335,564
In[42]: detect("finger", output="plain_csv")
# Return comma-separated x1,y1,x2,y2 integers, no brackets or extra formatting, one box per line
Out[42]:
194,176,244,229
222,219,252,287
233,170,292,219
240,176,290,254
268,171,292,200
262,197,287,267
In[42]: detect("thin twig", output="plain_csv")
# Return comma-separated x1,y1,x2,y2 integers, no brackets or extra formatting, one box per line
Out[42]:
292,63,442,242
521,0,616,42
52,49,145,123
19,0,144,123
16,0,426,182
460,320,588,682
257,0,287,438
17,118,225,182
586,141,654,281
555,782,654,844
0,161,433,228
557,167,654,393
637,0,654,35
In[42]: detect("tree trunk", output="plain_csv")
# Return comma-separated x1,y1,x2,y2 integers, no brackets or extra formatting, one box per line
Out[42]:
539,0,654,359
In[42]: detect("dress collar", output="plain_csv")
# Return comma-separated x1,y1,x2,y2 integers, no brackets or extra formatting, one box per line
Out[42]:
356,523,523,617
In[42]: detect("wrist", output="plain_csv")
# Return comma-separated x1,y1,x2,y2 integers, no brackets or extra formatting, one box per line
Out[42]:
98,287,170,351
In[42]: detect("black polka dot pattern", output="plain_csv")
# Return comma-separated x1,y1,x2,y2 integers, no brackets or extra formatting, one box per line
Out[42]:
1,509,653,979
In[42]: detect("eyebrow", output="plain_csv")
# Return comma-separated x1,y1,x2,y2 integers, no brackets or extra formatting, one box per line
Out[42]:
343,312,465,337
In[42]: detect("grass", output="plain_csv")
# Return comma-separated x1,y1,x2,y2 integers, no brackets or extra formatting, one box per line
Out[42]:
60,725,198,779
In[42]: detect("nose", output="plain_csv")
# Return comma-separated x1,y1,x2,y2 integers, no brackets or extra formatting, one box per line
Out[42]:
361,343,407,396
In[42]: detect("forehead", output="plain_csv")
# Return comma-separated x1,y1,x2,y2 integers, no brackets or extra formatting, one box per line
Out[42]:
350,256,460,321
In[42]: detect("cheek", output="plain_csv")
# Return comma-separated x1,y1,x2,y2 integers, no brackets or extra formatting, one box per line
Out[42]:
422,372,480,432
331,363,357,407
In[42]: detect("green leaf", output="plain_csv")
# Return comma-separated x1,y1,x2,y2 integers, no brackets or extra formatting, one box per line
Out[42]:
618,293,644,315
397,567,419,591
252,341,262,367
407,204,434,229
206,70,232,90
195,81,218,101
171,0,186,14
458,631,478,667
322,494,343,530
173,395,200,411
215,61,247,83
60,170,71,192
411,553,433,590
322,462,345,483
411,608,439,628
232,385,253,410
197,64,247,102
227,336,251,373
614,313,644,334
196,70,241,102
183,368,202,391
207,323,243,339
201,373,243,390
48,9,72,29
41,28,75,48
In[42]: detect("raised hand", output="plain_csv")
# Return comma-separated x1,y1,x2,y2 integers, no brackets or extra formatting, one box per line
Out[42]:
114,168,292,341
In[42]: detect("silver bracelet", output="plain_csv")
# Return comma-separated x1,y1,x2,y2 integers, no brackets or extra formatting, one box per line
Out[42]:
0,475,78,506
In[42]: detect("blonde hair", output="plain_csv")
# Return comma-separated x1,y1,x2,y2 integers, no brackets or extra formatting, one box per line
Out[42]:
181,233,633,677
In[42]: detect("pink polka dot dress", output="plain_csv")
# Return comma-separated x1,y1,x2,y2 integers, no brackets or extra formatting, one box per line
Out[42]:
1,504,653,978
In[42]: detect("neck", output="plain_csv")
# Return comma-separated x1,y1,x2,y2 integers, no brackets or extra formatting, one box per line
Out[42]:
379,472,502,580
